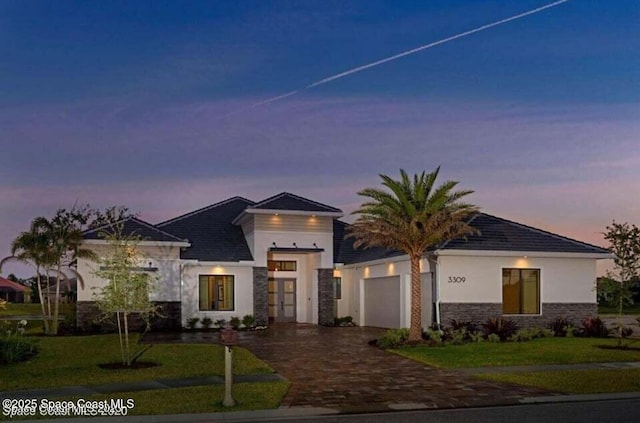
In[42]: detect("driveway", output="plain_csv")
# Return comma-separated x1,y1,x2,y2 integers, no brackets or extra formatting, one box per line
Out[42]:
233,324,554,410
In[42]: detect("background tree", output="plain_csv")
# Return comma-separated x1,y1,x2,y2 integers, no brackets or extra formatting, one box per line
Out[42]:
1,205,133,335
1,217,56,333
349,167,479,342
92,225,159,366
602,221,640,345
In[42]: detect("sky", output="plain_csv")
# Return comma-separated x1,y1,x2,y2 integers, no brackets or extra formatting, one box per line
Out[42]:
1,0,638,278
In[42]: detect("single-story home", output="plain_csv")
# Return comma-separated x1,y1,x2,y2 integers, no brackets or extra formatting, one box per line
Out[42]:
0,276,29,303
76,192,612,330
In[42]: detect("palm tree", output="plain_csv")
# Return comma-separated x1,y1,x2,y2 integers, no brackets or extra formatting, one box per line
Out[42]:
47,210,97,334
349,167,479,342
1,217,56,333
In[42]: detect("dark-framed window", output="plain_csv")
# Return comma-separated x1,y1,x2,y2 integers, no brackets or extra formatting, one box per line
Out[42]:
199,275,234,311
502,268,540,315
267,260,296,271
333,277,342,300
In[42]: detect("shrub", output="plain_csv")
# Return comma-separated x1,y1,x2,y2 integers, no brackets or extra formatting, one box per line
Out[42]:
548,317,574,337
214,319,227,329
482,317,518,341
469,332,485,343
581,317,610,338
423,328,443,344
200,317,213,329
449,328,468,345
333,316,356,327
186,317,200,330
377,328,410,349
242,314,256,329
229,316,241,330
1,321,37,364
486,333,501,343
448,319,479,334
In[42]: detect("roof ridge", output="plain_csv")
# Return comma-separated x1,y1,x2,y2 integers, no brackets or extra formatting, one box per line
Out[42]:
250,192,342,212
83,217,188,242
479,212,609,253
157,196,255,227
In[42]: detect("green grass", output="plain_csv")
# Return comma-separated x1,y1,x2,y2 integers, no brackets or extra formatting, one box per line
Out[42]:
0,382,290,421
0,334,273,391
393,337,640,369
0,303,75,318
478,369,640,394
598,304,640,315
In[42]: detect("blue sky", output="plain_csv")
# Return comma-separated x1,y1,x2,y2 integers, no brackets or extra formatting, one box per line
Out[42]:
1,0,638,277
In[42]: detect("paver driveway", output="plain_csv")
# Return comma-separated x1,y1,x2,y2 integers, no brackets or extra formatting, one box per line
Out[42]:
234,324,555,410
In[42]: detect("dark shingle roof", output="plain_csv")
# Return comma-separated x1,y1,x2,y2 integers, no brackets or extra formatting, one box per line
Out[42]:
334,212,609,264
441,213,610,254
249,192,342,213
333,220,403,265
83,217,188,243
157,197,254,262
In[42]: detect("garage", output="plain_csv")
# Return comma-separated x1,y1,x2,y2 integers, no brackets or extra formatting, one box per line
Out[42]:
364,276,401,328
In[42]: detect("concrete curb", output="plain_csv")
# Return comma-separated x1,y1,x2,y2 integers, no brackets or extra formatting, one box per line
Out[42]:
520,391,640,404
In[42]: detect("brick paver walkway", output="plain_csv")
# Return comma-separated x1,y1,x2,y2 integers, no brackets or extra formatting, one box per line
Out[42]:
191,324,558,410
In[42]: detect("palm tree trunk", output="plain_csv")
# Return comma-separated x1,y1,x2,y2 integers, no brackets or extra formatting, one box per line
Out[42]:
116,312,126,365
45,269,53,335
35,268,50,334
51,264,62,335
124,311,131,366
409,254,422,342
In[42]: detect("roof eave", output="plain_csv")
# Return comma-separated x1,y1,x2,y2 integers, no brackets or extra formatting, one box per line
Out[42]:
84,239,191,248
245,209,343,218
434,249,613,259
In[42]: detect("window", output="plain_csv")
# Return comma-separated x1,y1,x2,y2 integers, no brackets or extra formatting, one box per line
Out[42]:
199,275,234,311
267,260,296,271
333,277,342,300
502,268,540,314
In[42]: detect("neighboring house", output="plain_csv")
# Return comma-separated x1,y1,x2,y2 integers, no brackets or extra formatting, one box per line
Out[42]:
76,192,612,330
0,276,29,303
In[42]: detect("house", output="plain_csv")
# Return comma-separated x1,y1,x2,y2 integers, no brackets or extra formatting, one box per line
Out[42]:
0,276,29,303
76,192,612,330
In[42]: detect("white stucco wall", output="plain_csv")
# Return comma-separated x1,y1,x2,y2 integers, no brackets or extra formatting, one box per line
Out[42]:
181,263,254,326
337,257,433,327
77,243,182,302
437,253,598,304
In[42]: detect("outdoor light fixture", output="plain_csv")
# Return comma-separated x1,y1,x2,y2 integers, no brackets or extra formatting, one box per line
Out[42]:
272,242,277,247
293,242,297,248
313,243,318,248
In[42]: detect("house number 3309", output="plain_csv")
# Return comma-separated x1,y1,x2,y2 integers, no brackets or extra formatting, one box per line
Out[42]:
448,276,466,283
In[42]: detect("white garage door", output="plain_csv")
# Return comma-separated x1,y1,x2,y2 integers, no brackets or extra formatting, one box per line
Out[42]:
364,276,401,328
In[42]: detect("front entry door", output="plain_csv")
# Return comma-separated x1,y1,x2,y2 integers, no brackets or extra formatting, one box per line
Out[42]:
268,278,296,322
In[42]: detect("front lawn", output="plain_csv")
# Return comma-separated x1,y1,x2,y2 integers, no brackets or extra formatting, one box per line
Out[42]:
478,369,640,394
598,304,640,315
393,337,640,369
0,382,290,421
0,334,273,391
0,303,75,317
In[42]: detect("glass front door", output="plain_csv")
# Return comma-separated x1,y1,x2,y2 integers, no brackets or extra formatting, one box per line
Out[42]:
268,278,296,323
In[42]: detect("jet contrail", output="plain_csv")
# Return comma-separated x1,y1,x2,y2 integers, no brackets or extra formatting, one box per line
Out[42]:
242,0,570,112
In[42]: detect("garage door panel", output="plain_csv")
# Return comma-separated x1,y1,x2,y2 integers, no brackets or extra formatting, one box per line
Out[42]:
364,276,400,328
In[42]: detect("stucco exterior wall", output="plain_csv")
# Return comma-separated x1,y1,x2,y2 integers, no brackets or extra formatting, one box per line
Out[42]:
181,263,254,327
437,254,597,304
77,243,182,303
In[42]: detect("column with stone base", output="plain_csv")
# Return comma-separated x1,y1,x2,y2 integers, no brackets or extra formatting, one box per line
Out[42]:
253,267,269,326
317,268,335,326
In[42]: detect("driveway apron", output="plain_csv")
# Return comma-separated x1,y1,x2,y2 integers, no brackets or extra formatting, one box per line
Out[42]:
235,324,556,410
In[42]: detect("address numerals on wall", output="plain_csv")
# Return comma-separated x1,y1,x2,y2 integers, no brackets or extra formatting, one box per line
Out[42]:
447,276,466,283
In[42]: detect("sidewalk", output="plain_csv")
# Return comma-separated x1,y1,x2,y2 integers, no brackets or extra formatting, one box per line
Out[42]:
458,361,640,374
0,373,285,400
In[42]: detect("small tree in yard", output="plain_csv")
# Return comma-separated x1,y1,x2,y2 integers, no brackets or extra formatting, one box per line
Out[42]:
602,221,640,346
92,226,159,366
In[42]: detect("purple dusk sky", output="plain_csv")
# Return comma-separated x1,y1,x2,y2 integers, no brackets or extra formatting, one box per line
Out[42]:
1,1,638,277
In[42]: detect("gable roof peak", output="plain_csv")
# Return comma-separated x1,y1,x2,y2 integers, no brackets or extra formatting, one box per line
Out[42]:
249,192,342,213
157,196,255,227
